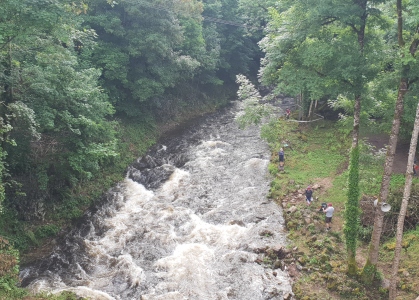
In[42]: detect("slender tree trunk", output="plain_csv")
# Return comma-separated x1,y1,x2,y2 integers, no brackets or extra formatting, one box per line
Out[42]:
362,0,419,282
362,77,407,283
307,100,313,120
389,101,419,299
345,93,361,275
299,92,303,121
346,145,360,275
352,95,361,149
345,0,366,274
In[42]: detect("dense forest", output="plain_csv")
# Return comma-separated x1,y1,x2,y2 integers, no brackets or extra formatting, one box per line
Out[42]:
0,0,267,237
1,0,419,299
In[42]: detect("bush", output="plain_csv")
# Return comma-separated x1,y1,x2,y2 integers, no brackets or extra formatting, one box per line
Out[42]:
35,224,60,239
358,225,373,243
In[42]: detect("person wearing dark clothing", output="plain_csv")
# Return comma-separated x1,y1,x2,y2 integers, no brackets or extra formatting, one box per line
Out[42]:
278,148,285,162
305,186,313,205
278,148,285,171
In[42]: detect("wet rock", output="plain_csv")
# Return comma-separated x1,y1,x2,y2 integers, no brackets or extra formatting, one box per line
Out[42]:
283,292,292,300
229,220,245,227
268,244,289,259
263,286,282,298
259,229,274,237
253,246,269,254
128,164,175,189
273,260,283,270
312,184,320,190
297,256,307,265
287,264,299,277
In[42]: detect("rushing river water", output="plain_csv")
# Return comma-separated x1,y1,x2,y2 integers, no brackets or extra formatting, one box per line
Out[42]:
20,102,293,300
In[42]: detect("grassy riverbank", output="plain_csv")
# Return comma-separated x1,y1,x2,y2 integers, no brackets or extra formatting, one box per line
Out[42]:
264,118,419,299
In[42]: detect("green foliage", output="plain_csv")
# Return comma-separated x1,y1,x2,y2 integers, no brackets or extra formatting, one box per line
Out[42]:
358,141,385,195
389,174,406,190
86,0,210,113
24,231,38,247
344,146,360,275
0,237,27,299
235,74,271,128
34,224,60,240
358,225,373,243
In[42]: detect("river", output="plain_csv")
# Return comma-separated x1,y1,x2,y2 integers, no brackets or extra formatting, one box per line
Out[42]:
20,101,293,300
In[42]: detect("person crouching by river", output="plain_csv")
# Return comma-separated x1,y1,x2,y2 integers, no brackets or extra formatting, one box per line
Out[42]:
322,203,334,231
305,186,313,205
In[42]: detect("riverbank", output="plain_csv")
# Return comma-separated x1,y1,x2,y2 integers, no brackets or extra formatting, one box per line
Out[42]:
264,118,419,299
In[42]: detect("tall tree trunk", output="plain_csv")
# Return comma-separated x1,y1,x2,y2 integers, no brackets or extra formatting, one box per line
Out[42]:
362,78,407,283
346,145,360,275
352,94,361,149
389,101,419,299
344,0,367,274
307,100,313,120
344,93,361,275
299,92,303,121
362,0,419,282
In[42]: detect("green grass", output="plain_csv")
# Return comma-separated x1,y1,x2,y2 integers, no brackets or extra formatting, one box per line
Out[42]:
263,119,347,201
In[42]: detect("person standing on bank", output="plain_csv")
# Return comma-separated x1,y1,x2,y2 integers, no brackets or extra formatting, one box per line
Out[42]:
285,108,291,119
322,203,335,231
278,148,285,171
305,186,313,205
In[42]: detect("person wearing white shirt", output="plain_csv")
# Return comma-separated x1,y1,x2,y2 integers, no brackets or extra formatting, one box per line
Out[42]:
322,203,334,231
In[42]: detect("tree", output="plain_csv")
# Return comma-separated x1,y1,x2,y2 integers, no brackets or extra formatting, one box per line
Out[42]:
0,0,68,209
1,0,117,217
235,74,271,128
209,0,264,83
85,0,207,117
389,100,419,299
362,0,419,283
259,0,386,274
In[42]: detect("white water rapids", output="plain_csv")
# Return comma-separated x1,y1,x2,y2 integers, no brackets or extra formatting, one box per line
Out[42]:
20,102,293,299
